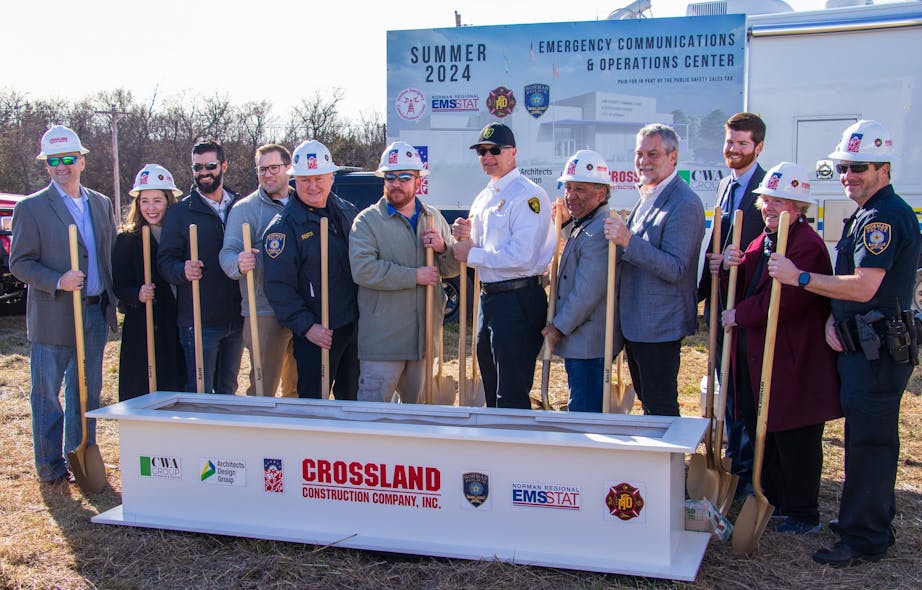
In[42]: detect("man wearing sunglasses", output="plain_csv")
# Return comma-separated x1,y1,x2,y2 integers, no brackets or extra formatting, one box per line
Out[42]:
452,122,555,409
768,120,920,567
220,144,298,397
9,125,118,485
159,140,243,394
349,142,459,404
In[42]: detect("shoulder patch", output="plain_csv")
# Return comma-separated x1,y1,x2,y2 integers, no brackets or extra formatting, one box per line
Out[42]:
863,222,891,255
264,232,286,259
527,196,541,214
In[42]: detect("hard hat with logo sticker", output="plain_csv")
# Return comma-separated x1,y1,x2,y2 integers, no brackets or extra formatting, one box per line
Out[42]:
828,120,895,163
129,164,183,197
36,125,89,160
288,140,340,176
376,141,430,177
557,150,612,186
753,162,815,205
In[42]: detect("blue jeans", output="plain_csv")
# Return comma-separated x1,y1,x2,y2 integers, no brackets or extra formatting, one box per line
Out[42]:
30,304,108,482
179,319,244,394
564,357,604,413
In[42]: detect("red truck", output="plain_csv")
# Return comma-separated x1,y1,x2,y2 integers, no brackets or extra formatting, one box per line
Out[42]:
0,192,26,313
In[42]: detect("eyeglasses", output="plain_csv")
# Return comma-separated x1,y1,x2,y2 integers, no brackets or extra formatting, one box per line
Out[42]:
475,146,504,157
191,161,220,172
256,164,286,176
46,155,80,166
835,163,871,174
383,172,416,183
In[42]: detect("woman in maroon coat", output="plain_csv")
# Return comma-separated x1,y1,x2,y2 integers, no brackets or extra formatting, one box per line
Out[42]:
718,162,842,534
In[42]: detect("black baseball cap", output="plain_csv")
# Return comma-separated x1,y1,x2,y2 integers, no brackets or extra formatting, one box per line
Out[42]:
469,122,516,149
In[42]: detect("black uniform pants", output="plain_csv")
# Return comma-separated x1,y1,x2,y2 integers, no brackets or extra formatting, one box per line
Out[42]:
477,283,546,409
293,321,359,401
623,339,682,416
836,350,910,553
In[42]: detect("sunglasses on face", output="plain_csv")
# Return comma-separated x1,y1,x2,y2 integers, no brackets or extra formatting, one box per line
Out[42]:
46,155,80,166
191,161,220,172
256,164,286,176
383,172,416,183
475,146,504,157
835,163,871,174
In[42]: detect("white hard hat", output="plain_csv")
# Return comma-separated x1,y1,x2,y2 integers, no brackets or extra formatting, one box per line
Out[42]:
375,141,429,177
288,140,340,176
36,125,89,160
129,164,183,197
754,162,815,205
828,119,895,163
557,149,612,185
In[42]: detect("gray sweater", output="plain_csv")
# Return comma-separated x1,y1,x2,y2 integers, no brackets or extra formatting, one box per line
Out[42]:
219,187,291,316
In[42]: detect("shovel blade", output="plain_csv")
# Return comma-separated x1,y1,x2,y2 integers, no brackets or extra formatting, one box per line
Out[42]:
731,494,774,556
66,444,107,495
433,376,458,406
687,453,720,505
614,385,635,414
716,473,740,515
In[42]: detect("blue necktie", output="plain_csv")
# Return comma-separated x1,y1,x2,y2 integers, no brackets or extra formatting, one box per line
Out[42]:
721,179,740,214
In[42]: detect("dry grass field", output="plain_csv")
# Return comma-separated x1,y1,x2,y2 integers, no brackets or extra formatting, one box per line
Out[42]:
1,312,921,590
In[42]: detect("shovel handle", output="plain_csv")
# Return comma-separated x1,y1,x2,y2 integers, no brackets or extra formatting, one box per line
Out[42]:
753,211,790,501
602,210,618,413
68,225,89,453
458,260,468,404
142,225,157,393
704,207,722,461
472,270,481,386
540,205,563,410
424,214,435,405
242,223,265,396
715,210,743,457
320,218,330,397
190,224,205,393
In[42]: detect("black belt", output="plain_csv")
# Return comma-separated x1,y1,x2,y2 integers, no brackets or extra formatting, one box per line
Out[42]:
84,295,102,305
481,276,540,295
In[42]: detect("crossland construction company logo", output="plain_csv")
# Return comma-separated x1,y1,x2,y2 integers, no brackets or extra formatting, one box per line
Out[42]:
430,94,479,112
609,167,640,192
139,455,181,479
605,482,645,521
511,482,581,510
264,458,284,493
396,88,426,121
301,458,442,510
199,458,246,486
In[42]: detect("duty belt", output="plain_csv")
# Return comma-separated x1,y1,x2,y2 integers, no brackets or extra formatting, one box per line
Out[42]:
834,310,918,365
481,276,541,295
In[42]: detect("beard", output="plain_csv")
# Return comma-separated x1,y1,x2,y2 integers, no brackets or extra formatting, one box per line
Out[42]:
194,169,223,194
385,186,416,210
724,150,757,171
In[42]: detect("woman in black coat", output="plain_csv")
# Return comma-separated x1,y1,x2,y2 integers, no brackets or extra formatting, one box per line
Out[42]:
112,165,186,400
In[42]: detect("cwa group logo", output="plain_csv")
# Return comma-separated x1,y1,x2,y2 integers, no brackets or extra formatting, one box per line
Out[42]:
139,455,182,479
685,168,727,192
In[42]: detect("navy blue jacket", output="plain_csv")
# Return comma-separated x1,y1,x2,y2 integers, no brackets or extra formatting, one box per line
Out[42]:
157,187,242,328
262,192,359,337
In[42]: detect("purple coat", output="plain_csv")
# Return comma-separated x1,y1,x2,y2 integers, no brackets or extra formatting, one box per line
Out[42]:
729,217,842,432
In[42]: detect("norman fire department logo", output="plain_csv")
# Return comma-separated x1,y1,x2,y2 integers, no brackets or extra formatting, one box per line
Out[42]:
863,222,892,255
463,472,489,507
486,86,516,118
605,482,644,521
265,232,286,259
524,83,549,118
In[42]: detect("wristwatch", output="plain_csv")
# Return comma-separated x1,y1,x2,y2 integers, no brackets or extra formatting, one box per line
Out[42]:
798,271,811,288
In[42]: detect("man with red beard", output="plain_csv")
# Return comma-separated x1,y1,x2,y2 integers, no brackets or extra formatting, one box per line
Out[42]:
698,112,767,496
349,142,458,403
159,140,243,394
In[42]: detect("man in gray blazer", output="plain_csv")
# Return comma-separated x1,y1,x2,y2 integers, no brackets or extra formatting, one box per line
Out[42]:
604,124,705,416
10,125,117,485
543,149,617,412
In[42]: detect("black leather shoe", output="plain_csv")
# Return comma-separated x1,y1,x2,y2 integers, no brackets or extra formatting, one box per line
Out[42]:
813,542,885,567
42,472,75,486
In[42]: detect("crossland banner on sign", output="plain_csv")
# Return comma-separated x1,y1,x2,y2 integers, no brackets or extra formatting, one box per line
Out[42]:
386,15,745,212
300,457,443,510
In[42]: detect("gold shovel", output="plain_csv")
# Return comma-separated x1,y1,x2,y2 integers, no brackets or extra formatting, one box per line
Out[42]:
732,211,789,556
65,224,107,494
320,218,330,397
190,224,205,393
142,225,157,393
242,223,265,396
540,205,562,410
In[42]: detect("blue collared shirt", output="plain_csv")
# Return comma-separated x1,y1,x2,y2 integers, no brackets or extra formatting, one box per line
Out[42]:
54,182,102,296
729,164,759,212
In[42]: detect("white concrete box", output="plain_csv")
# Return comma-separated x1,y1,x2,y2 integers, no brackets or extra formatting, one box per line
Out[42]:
90,393,710,581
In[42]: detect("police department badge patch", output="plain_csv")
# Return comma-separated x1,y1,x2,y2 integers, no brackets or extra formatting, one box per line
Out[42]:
863,222,892,255
265,232,285,259
605,482,644,521
463,472,489,507
528,197,541,214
